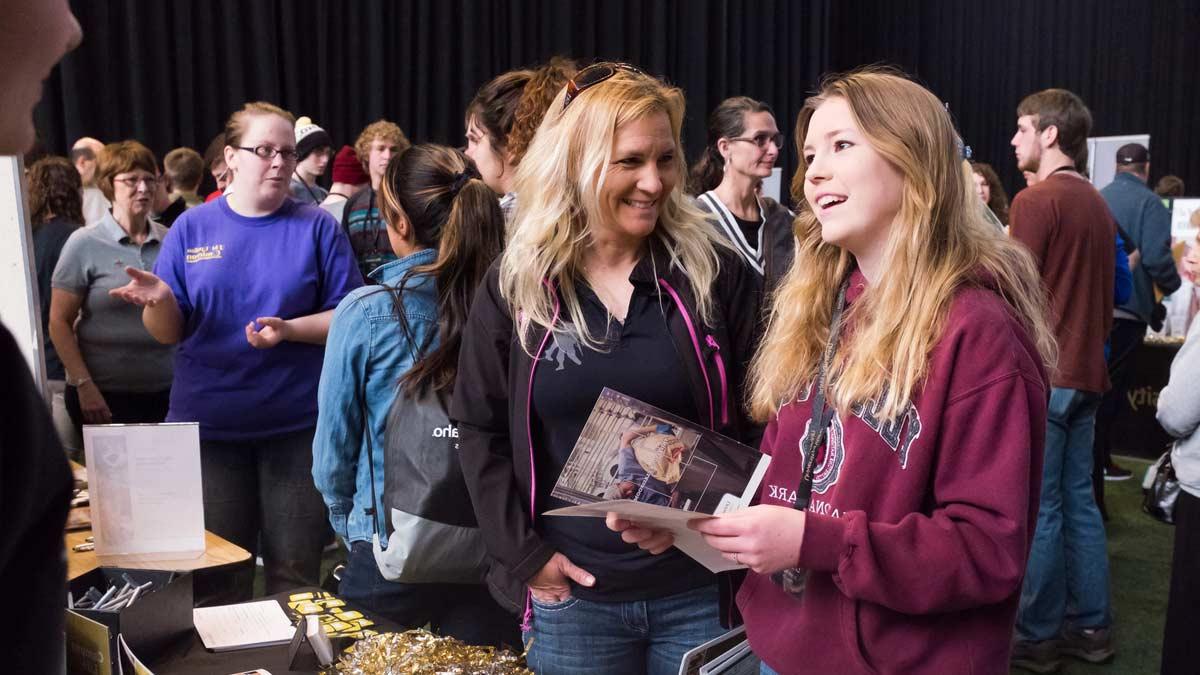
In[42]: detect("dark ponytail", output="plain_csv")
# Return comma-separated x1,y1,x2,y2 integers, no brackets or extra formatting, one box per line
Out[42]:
379,144,506,398
688,96,775,195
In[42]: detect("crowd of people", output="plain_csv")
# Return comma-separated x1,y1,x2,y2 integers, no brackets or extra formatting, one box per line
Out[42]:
5,3,1200,674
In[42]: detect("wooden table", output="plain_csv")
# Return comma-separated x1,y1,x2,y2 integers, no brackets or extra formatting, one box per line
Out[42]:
65,460,251,580
66,529,252,580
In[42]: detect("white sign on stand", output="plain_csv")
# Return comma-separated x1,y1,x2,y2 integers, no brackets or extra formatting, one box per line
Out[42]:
0,155,46,389
83,423,205,559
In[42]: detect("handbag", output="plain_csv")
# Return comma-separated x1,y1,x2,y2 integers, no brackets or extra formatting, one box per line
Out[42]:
366,386,488,583
1143,446,1181,525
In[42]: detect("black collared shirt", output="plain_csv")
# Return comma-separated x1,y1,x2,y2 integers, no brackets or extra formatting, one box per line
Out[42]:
532,251,712,602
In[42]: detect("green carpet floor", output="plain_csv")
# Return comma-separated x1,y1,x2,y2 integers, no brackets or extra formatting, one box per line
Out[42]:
1012,455,1173,674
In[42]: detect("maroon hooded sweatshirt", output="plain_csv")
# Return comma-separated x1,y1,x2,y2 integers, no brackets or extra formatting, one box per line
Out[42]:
739,269,1048,675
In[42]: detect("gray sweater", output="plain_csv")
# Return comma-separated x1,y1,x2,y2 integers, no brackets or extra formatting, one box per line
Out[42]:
1160,313,1200,497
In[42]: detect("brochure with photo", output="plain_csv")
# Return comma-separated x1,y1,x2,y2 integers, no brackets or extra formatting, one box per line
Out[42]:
546,388,770,571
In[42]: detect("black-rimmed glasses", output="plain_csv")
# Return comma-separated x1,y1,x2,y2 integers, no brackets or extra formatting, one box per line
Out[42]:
237,145,300,162
729,132,785,151
562,62,644,111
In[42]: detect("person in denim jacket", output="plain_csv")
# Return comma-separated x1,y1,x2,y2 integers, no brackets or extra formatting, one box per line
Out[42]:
313,144,512,647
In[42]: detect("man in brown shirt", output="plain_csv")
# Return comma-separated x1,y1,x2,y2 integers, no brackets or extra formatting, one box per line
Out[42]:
1009,88,1117,672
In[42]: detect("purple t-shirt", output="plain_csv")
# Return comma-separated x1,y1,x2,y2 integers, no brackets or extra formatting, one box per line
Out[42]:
154,197,363,440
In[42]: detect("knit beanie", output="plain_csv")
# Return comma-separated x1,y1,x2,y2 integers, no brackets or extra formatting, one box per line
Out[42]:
294,116,332,162
331,145,369,185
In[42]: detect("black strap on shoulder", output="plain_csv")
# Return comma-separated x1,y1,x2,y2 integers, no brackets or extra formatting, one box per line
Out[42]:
791,273,851,512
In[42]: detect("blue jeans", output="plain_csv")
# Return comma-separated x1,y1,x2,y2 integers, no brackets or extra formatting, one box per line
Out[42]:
338,541,520,649
525,583,724,675
760,663,780,675
1017,387,1112,640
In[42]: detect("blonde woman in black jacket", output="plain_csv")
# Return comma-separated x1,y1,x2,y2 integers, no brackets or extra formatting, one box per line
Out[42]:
451,63,761,674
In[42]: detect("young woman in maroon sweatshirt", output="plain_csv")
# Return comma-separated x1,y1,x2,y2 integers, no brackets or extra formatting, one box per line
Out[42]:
611,69,1057,674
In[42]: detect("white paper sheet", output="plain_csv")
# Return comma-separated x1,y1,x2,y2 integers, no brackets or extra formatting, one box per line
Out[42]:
83,423,205,557
193,600,296,652
546,500,743,573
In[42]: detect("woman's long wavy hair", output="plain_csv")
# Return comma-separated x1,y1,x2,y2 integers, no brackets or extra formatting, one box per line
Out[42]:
377,144,505,397
970,161,1010,226
500,66,725,352
465,57,578,170
749,68,1057,423
26,156,83,226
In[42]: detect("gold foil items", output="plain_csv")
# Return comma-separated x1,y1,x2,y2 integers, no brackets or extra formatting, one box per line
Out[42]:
329,630,532,675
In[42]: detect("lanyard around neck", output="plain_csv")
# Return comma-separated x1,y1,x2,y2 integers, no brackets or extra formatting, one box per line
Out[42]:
790,274,851,512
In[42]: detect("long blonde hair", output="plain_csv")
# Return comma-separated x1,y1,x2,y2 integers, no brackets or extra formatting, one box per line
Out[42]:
749,69,1056,422
500,66,725,351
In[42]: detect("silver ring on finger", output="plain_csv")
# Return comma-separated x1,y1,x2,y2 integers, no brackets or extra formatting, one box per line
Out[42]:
733,552,740,565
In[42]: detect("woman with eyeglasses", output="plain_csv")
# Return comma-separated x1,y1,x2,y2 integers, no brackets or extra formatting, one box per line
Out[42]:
110,102,362,602
613,70,1055,674
49,141,174,432
690,97,795,293
452,63,762,674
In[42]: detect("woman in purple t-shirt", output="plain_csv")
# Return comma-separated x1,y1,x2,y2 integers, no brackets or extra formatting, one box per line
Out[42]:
111,102,362,601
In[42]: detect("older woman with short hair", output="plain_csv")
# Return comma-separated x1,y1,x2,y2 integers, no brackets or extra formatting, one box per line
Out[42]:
49,141,174,429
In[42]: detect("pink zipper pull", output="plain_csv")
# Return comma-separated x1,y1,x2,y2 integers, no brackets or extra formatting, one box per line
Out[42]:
705,335,729,426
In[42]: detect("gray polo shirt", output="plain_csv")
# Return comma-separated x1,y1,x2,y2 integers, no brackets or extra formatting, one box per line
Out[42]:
51,212,175,392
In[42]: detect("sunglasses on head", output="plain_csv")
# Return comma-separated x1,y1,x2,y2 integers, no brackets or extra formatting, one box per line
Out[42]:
562,62,645,112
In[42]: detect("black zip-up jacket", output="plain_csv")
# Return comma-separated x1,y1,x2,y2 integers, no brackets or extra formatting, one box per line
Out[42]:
695,191,796,296
450,243,763,626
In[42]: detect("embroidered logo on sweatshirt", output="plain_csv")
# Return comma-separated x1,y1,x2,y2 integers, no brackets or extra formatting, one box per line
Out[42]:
850,395,922,469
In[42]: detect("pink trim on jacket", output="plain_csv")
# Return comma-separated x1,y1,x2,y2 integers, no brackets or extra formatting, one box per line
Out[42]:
658,278,728,428
521,282,560,632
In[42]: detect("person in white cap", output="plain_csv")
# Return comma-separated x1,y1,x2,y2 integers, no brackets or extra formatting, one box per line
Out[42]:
291,115,332,205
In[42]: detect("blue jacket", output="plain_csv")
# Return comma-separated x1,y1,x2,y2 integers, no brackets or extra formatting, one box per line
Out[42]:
1101,172,1181,323
313,248,438,544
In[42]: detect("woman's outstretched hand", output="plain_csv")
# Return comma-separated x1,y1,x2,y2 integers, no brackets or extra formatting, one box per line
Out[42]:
108,267,172,307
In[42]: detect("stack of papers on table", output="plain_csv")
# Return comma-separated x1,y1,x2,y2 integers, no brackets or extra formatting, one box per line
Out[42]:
193,600,295,652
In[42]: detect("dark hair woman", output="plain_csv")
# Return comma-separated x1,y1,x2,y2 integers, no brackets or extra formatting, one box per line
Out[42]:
690,96,795,292
27,155,82,383
464,57,577,221
313,144,512,646
970,161,1011,226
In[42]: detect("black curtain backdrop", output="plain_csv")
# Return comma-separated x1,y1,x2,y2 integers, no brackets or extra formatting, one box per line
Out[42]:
828,0,1200,199
34,0,830,199
33,0,1199,201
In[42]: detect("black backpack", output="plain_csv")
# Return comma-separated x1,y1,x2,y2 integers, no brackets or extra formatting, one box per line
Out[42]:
368,387,488,583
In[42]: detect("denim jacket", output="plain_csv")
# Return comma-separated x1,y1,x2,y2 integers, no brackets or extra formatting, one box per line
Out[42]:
313,248,438,544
